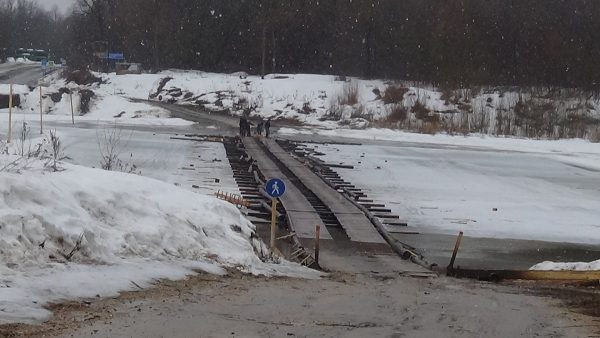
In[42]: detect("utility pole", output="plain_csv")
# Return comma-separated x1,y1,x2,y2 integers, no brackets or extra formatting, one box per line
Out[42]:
261,25,267,79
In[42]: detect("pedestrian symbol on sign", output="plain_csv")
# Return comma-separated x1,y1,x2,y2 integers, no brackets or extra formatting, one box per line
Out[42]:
271,181,280,196
265,178,285,198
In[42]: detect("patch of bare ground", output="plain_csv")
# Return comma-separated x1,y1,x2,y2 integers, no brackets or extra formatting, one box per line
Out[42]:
0,270,260,338
514,280,600,318
2,271,599,338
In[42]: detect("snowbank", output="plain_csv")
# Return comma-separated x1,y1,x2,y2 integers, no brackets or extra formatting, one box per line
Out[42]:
5,57,36,64
0,157,315,324
530,260,600,271
0,84,30,95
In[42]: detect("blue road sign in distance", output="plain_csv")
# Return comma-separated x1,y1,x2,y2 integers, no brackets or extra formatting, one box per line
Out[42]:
265,178,286,198
108,52,124,60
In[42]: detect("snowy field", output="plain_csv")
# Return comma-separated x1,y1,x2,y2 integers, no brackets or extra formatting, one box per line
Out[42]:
311,141,600,245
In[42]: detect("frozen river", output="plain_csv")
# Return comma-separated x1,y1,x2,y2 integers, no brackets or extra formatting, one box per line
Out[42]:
309,139,600,269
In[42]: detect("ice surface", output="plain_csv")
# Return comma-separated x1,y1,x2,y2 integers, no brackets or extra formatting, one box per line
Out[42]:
313,141,600,244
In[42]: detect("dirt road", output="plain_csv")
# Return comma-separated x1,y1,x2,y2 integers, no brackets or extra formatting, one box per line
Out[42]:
3,270,595,338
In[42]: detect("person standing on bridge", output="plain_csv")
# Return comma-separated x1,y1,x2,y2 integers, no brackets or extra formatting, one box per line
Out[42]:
256,119,264,136
265,117,271,138
239,116,248,137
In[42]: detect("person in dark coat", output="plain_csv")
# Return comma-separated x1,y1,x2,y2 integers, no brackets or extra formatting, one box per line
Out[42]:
245,119,253,137
239,117,247,136
256,119,264,136
265,118,272,138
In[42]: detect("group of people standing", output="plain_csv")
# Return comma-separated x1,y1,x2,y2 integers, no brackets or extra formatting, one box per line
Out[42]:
239,116,271,138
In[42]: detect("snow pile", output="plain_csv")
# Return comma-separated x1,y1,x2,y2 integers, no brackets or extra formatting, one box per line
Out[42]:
0,158,315,324
4,57,36,64
530,260,600,271
0,84,30,95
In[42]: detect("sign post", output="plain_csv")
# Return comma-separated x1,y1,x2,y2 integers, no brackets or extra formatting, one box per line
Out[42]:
39,85,43,134
265,178,286,249
70,91,74,125
41,58,48,76
8,83,12,143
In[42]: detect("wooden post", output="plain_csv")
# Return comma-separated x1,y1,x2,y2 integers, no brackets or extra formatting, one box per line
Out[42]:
447,231,464,272
270,198,278,249
39,85,43,134
7,83,12,143
315,224,321,265
70,92,74,125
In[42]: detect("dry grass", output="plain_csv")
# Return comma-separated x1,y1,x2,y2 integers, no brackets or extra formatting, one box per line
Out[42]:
337,82,359,106
418,121,441,134
383,86,409,104
386,104,407,123
412,101,431,120
62,68,103,86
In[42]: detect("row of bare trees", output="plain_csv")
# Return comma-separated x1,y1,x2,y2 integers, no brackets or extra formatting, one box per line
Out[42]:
64,0,600,88
4,0,600,88
0,0,68,60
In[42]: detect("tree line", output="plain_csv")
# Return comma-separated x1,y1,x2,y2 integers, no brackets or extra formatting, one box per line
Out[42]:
2,0,600,88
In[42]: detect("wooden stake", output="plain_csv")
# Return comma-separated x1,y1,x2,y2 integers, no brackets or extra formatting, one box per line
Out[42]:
70,92,74,125
7,83,12,143
447,231,464,272
270,198,278,249
39,85,43,134
315,224,321,265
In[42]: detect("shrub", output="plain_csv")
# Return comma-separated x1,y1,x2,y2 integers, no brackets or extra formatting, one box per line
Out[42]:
412,101,431,120
301,102,314,114
386,104,407,122
62,68,102,85
79,89,95,115
440,88,454,104
325,105,344,121
337,82,359,106
383,86,409,104
349,104,365,119
418,120,441,134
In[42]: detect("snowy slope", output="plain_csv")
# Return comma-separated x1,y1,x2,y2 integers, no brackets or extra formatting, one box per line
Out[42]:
0,71,193,127
9,69,598,140
0,157,315,324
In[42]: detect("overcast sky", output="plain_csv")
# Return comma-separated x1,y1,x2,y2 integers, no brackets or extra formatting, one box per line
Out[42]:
37,0,77,14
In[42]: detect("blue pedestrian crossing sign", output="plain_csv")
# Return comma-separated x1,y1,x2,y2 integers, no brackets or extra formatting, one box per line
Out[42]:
266,178,285,198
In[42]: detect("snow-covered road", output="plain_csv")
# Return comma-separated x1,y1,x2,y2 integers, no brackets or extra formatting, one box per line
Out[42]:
0,63,44,86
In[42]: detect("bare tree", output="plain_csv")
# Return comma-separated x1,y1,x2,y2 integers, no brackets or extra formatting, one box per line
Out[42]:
96,123,139,173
